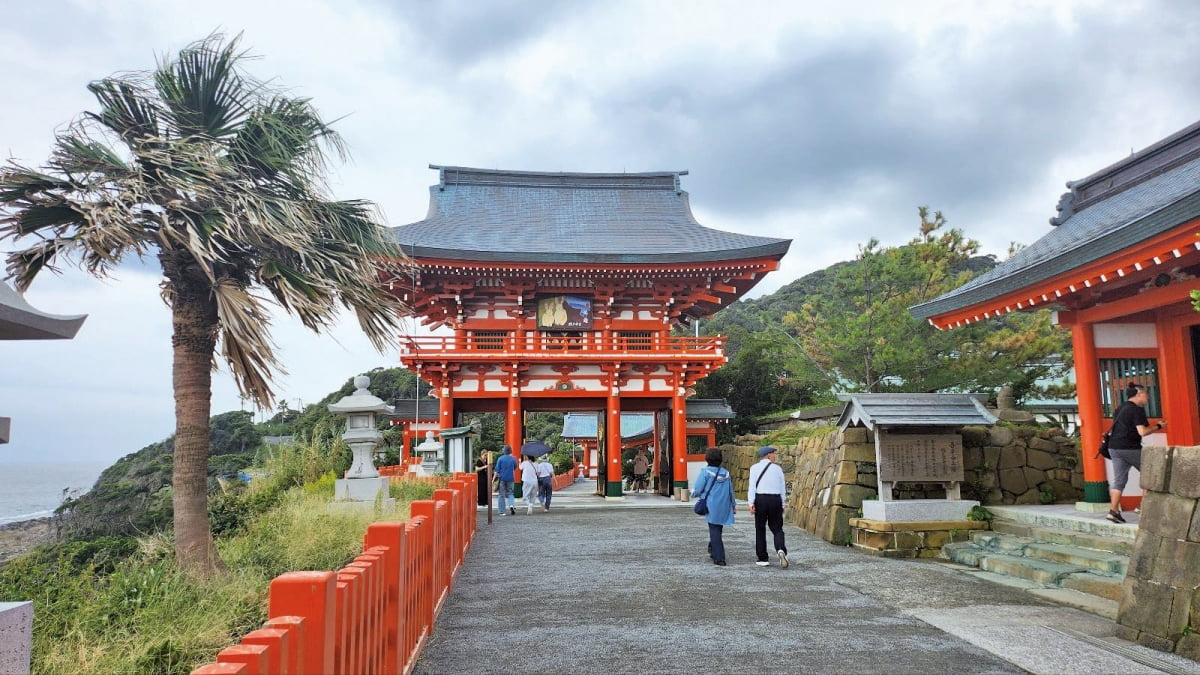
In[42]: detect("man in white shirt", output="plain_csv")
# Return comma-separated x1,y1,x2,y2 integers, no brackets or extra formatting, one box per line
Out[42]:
747,445,788,568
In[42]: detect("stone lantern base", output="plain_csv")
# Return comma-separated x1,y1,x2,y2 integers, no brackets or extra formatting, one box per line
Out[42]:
332,476,396,511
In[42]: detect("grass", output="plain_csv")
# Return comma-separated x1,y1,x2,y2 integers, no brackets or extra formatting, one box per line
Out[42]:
2,488,417,674
760,424,838,447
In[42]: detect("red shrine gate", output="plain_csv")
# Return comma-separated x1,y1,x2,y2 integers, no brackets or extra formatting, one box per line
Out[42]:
389,167,790,496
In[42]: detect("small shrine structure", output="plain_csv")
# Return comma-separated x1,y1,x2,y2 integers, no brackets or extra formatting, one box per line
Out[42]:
912,120,1200,509
837,393,998,521
388,166,789,496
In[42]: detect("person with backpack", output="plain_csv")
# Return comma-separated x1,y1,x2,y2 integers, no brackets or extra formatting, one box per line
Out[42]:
536,455,555,511
747,445,789,568
1106,384,1166,523
692,447,735,566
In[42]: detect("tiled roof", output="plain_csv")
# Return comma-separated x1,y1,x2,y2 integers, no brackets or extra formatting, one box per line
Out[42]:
389,166,791,264
685,398,735,420
0,282,86,340
911,125,1200,320
382,399,441,422
837,393,998,430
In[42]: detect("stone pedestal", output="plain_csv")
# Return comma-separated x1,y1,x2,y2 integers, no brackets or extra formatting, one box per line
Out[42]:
0,602,32,675
849,518,988,558
862,498,979,522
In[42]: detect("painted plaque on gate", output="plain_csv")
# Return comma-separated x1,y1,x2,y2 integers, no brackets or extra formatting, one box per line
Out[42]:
878,433,963,482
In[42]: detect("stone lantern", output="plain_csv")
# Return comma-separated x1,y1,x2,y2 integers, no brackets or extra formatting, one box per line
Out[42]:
327,375,395,506
414,430,444,475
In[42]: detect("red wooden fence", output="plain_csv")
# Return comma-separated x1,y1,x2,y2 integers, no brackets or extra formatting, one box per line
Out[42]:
191,472,478,675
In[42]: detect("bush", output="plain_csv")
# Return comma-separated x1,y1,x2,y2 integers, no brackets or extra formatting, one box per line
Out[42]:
390,480,436,502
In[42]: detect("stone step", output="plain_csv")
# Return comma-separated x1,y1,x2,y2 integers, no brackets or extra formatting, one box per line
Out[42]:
986,506,1137,540
1023,542,1128,576
1027,586,1119,620
991,520,1134,556
969,531,1035,553
941,541,983,567
1060,570,1124,603
977,552,1088,585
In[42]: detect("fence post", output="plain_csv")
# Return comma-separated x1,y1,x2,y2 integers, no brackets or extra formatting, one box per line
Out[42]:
215,645,269,674
240,628,290,674
434,488,460,572
365,522,405,674
263,616,306,673
268,572,335,675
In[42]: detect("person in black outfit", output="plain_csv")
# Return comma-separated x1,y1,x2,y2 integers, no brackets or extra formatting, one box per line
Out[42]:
1106,384,1166,523
475,451,490,506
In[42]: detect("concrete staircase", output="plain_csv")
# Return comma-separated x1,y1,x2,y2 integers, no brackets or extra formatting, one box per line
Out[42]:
941,505,1137,619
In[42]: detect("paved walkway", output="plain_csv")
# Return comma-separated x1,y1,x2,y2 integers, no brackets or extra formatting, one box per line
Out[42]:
416,480,1200,674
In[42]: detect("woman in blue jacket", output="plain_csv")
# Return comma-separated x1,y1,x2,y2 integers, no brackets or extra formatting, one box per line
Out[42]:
693,447,736,566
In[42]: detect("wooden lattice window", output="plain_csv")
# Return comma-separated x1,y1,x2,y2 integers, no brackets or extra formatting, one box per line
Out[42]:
1099,357,1162,417
471,330,509,350
620,331,652,351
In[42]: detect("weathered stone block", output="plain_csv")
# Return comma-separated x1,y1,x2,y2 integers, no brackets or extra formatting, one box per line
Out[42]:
998,467,1028,494
1141,446,1174,493
1169,587,1192,641
1167,447,1200,499
1140,492,1197,541
855,529,894,550
997,445,1027,469
894,531,922,550
831,484,876,508
1023,467,1046,489
1012,426,1036,439
1137,632,1175,652
842,442,876,463
1026,449,1059,471
925,531,950,548
1163,539,1200,589
960,426,988,447
843,427,868,444
1127,530,1163,580
988,426,1014,447
828,505,856,545
983,446,1001,469
835,461,857,484
1113,624,1140,643
1027,437,1058,453
963,447,984,471
1176,633,1200,662
1013,490,1042,505
1118,579,1174,637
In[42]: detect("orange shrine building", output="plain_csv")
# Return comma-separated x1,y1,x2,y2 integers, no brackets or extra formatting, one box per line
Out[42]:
388,166,789,497
913,120,1200,508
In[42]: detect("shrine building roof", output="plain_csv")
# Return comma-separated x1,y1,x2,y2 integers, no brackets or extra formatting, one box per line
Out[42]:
389,166,791,265
911,119,1200,322
837,393,998,430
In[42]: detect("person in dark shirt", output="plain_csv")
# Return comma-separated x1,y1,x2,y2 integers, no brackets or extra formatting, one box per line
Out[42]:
1106,384,1166,523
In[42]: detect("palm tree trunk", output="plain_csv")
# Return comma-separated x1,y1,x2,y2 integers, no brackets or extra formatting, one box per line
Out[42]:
167,258,223,576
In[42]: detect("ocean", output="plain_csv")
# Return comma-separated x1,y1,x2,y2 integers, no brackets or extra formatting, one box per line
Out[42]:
0,462,108,525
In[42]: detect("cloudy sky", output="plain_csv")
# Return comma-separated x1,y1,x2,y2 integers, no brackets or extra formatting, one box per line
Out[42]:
3,0,1199,466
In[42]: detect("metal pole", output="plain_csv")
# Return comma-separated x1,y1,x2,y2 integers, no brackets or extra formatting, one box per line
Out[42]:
486,453,494,524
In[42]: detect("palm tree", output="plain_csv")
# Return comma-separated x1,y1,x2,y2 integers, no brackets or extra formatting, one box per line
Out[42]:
0,34,410,576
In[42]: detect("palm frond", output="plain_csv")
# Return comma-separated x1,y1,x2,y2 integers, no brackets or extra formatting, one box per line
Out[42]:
155,33,256,140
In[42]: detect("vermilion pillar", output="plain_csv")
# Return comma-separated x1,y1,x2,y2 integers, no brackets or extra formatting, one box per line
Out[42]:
606,394,623,498
1071,321,1109,503
505,393,522,451
672,391,688,491
438,387,454,430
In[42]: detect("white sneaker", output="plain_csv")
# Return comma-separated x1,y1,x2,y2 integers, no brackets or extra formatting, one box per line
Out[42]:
755,561,770,567
778,550,789,569
527,504,533,515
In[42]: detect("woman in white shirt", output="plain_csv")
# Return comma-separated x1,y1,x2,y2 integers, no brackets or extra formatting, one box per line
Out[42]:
519,454,540,515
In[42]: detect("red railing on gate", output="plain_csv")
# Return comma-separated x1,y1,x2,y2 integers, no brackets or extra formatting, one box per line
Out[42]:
191,472,478,675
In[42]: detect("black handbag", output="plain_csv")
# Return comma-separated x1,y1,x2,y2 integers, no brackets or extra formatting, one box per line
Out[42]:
1098,431,1111,459
693,469,720,515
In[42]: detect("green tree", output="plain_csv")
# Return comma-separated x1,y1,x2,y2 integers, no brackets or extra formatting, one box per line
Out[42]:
0,35,409,575
782,208,1071,395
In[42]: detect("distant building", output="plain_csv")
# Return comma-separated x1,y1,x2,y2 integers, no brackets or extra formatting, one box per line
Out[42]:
913,119,1200,507
0,283,86,444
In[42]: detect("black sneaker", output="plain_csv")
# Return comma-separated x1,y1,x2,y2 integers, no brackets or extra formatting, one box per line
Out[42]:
713,560,726,566
509,507,516,515
1106,510,1126,523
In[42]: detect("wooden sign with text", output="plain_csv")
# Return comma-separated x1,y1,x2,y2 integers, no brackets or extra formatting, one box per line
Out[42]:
878,433,964,483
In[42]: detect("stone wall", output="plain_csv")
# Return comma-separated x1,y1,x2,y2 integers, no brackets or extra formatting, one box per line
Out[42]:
1115,445,1200,659
961,425,1084,506
722,422,1084,546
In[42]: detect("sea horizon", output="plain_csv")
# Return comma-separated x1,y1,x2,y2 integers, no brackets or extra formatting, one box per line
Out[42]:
0,461,108,525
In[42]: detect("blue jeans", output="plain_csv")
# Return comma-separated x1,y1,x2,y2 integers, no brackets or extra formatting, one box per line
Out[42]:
496,480,514,511
538,476,553,508
708,523,726,563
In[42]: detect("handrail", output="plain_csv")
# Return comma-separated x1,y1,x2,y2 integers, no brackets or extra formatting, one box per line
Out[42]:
191,472,478,675
399,334,724,357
